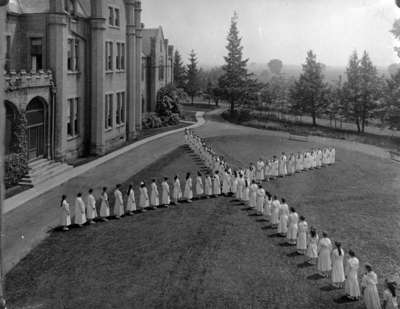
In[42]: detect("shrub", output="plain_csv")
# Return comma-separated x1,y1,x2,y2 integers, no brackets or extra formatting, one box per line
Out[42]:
156,84,184,117
5,153,28,188
142,113,163,129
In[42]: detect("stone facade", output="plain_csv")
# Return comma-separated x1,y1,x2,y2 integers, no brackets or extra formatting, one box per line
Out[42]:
4,0,144,162
141,27,174,113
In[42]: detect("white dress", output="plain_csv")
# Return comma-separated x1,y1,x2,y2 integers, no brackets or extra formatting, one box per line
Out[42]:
256,189,265,213
317,237,332,272
60,200,71,226
231,177,238,194
74,197,87,225
114,189,124,216
150,183,160,206
222,173,230,194
213,175,221,195
306,235,319,258
287,212,299,240
271,199,280,225
278,203,289,234
139,187,150,208
161,181,170,205
184,178,193,200
331,248,345,283
345,257,361,298
126,189,137,212
205,176,212,196
237,178,244,200
173,179,182,201
249,184,258,208
243,186,250,202
362,272,381,309
100,193,110,217
383,290,398,309
196,176,204,196
297,221,308,250
86,194,97,220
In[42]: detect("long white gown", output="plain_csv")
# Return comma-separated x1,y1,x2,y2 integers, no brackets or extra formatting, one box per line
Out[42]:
139,187,150,208
222,172,230,194
213,174,221,195
86,194,97,220
271,199,280,225
74,197,87,225
331,248,345,283
345,257,361,298
60,200,71,227
126,189,136,212
173,179,182,201
297,221,308,250
237,178,244,200
256,188,265,213
287,212,299,241
114,189,124,216
317,237,332,272
99,192,110,217
184,178,193,200
264,197,272,216
196,176,204,196
383,289,398,309
205,176,212,196
306,235,319,258
278,203,289,234
249,184,258,208
150,183,160,207
362,272,381,309
231,177,238,194
161,181,170,205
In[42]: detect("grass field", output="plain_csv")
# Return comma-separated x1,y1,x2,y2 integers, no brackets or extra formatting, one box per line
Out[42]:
5,133,400,309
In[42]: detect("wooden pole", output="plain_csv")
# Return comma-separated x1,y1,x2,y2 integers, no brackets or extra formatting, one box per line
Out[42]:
0,1,9,308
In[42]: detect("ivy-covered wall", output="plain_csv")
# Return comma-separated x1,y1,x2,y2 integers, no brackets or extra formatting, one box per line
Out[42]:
5,112,28,188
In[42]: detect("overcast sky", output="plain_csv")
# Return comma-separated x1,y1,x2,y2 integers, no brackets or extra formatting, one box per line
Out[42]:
142,0,400,68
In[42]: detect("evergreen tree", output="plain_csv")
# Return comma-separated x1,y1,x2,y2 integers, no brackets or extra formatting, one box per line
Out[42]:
173,50,186,89
289,50,327,126
185,50,200,104
218,12,250,114
382,70,400,129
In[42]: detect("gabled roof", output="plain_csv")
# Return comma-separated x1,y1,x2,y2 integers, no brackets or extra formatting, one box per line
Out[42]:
142,27,165,56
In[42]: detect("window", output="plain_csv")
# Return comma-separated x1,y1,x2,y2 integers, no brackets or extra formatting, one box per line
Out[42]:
105,94,113,129
30,38,43,71
141,61,145,81
116,43,125,70
5,35,11,71
159,57,164,81
67,38,80,72
108,7,114,26
67,98,79,137
115,8,120,27
116,92,125,125
105,41,113,71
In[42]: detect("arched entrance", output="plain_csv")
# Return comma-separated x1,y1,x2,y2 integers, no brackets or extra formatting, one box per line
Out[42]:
26,97,47,161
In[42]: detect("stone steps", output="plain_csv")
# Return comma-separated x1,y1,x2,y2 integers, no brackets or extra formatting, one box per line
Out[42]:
19,159,73,186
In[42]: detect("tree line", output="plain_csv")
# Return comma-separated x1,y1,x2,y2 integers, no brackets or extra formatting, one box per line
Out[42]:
173,13,400,133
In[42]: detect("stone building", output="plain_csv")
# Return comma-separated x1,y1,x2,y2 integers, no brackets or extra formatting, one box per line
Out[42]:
141,26,174,113
4,0,143,167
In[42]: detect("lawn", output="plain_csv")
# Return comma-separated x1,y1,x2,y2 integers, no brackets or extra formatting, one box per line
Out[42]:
6,133,400,309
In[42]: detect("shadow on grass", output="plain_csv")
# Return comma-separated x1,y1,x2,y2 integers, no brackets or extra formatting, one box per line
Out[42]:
307,273,325,280
320,285,338,292
278,242,291,247
256,218,268,222
333,296,358,304
262,225,273,230
287,251,302,257
268,233,282,238
297,261,313,268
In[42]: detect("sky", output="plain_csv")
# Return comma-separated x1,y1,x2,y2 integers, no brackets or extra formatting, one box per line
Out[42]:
142,0,400,68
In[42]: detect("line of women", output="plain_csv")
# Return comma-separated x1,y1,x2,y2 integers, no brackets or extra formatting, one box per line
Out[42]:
185,129,397,309
185,129,336,183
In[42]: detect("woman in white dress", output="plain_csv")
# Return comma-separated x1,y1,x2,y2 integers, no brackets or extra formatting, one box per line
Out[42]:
222,170,230,196
161,177,171,206
297,216,308,254
249,180,258,209
256,185,265,215
86,189,97,224
213,171,221,197
114,184,124,218
205,174,213,198
278,198,289,236
150,180,160,208
99,187,110,221
139,182,150,211
361,264,381,309
60,195,71,231
331,241,345,288
195,172,204,198
264,192,272,218
383,279,398,309
306,228,319,264
126,184,136,214
237,174,245,201
173,176,182,204
184,173,193,203
243,179,250,204
318,231,332,277
231,171,238,197
74,193,87,227
345,250,361,300
287,207,299,245
271,196,280,227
